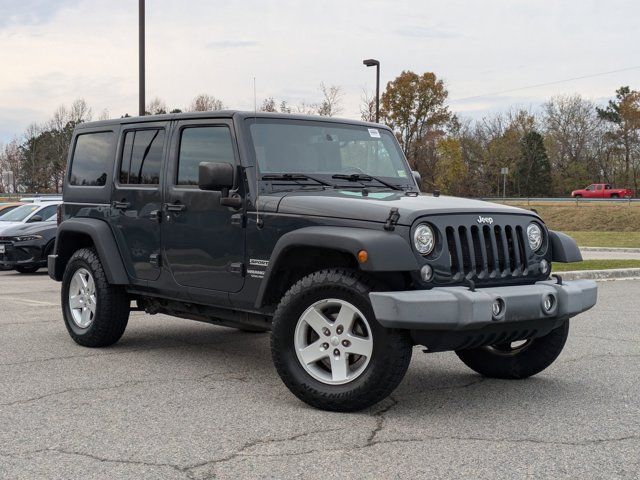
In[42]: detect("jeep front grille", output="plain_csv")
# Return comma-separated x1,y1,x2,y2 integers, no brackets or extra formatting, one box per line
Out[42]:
445,224,528,280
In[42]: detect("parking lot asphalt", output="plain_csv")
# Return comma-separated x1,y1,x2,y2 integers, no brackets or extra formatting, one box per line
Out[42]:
0,269,638,479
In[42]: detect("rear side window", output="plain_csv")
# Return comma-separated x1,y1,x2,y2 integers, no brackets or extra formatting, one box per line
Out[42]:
69,132,113,186
119,129,164,185
177,126,234,186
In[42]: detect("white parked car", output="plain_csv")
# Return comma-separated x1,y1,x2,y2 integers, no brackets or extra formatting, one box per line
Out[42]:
0,201,61,236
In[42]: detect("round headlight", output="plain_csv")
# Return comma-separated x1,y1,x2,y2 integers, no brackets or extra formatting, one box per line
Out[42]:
527,223,544,252
413,223,435,255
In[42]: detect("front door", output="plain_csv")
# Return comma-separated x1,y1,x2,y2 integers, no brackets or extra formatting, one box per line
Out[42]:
162,119,245,292
111,121,167,281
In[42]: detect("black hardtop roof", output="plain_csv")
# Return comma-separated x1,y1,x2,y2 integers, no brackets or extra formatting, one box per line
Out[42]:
76,111,389,131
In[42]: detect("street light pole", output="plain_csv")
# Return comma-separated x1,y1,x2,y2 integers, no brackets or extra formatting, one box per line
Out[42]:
363,59,380,123
139,0,145,116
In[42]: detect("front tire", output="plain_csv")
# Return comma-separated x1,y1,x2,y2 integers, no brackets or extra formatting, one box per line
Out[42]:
455,320,570,379
61,248,130,347
271,269,412,412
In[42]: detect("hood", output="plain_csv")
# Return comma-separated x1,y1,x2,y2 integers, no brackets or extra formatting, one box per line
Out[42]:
0,221,56,237
0,222,22,234
259,189,538,225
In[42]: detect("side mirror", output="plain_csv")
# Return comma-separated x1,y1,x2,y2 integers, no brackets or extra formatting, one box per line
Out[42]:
29,215,43,223
412,170,422,189
198,162,234,192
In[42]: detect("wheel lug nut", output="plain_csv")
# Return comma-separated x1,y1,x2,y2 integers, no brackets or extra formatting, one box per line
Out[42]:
336,326,343,334
322,343,329,350
333,349,340,356
322,328,330,336
342,340,350,347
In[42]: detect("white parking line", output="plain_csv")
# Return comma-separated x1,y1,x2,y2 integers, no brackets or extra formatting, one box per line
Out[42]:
2,297,58,307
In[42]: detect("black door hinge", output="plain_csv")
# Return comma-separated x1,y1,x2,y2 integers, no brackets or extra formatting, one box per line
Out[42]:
231,213,246,227
229,262,244,275
384,207,400,231
149,253,162,267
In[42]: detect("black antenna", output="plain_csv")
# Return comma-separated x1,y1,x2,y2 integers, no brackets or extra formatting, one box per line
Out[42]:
254,77,263,229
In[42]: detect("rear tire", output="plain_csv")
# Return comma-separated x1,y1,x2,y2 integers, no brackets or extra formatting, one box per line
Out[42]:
61,248,130,347
455,320,570,379
271,269,412,412
611,193,619,198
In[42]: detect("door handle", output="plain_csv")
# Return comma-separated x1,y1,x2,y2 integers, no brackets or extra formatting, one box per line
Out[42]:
165,203,186,212
112,200,130,210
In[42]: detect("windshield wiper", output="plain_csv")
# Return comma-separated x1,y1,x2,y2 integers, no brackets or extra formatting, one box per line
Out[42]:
331,173,403,191
261,173,333,187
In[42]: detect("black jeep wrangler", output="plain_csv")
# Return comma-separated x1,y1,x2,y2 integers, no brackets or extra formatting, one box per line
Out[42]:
49,112,597,411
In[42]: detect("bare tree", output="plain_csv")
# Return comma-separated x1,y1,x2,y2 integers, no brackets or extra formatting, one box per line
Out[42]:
146,97,167,115
360,89,376,122
0,140,22,193
188,94,224,112
260,97,277,112
317,83,343,117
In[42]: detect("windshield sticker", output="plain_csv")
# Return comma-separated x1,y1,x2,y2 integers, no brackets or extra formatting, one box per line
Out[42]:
397,170,408,177
368,128,381,138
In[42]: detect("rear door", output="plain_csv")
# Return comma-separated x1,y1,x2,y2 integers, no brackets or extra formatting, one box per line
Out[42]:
111,121,167,281
161,119,245,292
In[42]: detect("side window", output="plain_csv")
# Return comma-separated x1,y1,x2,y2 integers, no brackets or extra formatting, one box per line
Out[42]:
177,126,234,186
119,129,164,185
596,184,603,191
605,184,611,190
69,132,113,186
586,185,594,191
34,205,57,220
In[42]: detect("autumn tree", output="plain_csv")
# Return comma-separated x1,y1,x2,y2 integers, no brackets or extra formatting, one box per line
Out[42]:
381,71,451,166
359,89,376,122
435,137,468,195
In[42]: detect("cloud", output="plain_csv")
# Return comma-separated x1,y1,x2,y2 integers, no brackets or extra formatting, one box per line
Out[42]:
0,0,80,29
206,40,260,49
395,25,459,39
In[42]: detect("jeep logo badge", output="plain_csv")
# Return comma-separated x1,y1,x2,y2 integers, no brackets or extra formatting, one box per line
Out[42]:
477,216,494,225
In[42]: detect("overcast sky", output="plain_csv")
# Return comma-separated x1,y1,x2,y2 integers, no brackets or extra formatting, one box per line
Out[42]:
1,0,639,142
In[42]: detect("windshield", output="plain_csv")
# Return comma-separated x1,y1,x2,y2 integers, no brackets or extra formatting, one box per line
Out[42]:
247,119,412,186
0,204,40,222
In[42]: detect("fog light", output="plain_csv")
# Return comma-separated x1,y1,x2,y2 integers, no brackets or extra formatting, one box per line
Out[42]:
542,294,556,314
540,259,550,275
420,264,433,282
492,298,505,319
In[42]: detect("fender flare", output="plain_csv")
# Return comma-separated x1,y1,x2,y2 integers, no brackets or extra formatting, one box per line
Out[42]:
549,230,583,263
49,218,129,284
255,226,419,308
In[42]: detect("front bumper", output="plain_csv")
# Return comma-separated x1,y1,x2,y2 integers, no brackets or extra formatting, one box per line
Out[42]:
0,243,46,268
369,279,597,331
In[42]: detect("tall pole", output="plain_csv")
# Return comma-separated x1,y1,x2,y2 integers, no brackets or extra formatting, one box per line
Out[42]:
374,63,380,123
363,59,380,123
138,0,145,116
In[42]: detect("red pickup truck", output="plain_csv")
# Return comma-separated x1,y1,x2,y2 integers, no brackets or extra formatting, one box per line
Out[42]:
571,183,634,198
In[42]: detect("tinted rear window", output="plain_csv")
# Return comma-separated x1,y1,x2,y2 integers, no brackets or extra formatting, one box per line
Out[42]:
119,129,164,185
69,132,113,186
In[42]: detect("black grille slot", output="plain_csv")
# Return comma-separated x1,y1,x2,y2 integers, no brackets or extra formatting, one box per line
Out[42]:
444,220,528,282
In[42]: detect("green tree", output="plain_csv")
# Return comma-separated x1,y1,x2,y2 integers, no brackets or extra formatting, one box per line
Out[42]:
516,131,552,197
596,86,640,180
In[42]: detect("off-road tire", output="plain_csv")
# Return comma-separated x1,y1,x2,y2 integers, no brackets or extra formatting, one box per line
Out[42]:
455,320,570,379
15,265,40,274
271,269,412,412
61,248,130,347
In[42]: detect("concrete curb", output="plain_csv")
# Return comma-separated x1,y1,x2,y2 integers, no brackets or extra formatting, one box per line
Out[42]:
580,247,640,253
558,268,640,281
